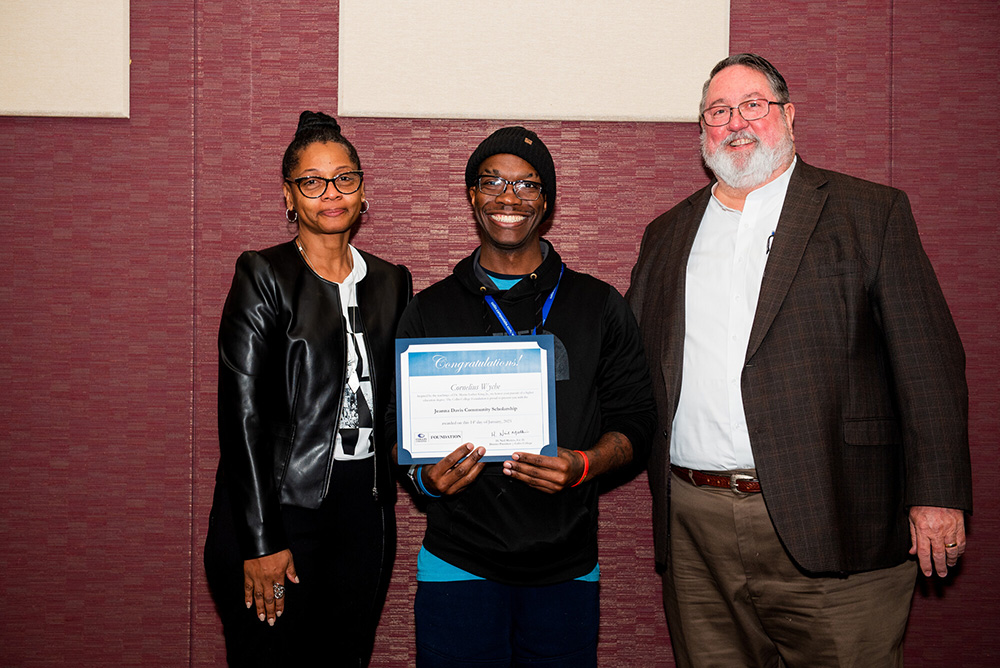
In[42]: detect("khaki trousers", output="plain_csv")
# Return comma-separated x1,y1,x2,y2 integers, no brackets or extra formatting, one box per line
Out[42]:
664,470,917,668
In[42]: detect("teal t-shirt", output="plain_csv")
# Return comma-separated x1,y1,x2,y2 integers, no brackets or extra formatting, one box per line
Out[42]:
416,545,600,582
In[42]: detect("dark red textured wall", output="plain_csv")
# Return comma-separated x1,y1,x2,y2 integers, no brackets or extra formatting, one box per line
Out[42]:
1,1,996,665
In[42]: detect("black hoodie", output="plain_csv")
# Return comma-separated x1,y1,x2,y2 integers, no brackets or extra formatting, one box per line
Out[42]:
390,240,656,585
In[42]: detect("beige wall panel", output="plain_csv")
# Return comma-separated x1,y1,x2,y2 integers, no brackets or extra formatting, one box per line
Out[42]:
0,0,129,117
339,0,729,122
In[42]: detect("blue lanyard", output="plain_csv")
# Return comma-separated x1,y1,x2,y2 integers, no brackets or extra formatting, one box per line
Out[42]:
484,264,564,336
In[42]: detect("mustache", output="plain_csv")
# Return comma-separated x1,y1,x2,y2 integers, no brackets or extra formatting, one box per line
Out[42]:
721,130,759,147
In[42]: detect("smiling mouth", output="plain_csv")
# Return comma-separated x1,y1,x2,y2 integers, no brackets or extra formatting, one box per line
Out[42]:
725,133,757,148
490,213,528,224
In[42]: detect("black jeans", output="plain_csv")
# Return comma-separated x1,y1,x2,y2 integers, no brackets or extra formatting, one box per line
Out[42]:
205,457,395,668
415,577,599,667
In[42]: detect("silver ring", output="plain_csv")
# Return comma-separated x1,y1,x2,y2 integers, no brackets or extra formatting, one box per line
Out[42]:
944,542,958,549
273,583,285,599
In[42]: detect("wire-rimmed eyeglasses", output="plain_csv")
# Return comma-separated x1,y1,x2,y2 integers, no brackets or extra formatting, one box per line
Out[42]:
701,99,786,127
285,171,364,198
475,175,544,201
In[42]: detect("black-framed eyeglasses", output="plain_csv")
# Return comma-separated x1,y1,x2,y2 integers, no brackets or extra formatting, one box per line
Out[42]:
475,175,544,201
701,99,786,127
285,171,364,198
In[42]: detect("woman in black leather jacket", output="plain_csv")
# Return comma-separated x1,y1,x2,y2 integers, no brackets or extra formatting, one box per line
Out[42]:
204,111,411,667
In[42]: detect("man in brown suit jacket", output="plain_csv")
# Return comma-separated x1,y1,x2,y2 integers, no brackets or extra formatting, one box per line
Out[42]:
628,54,972,667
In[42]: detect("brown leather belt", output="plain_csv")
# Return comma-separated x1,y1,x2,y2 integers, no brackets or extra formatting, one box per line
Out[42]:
671,464,762,493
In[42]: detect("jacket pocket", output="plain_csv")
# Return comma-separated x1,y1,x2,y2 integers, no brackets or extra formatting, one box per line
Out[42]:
843,418,901,445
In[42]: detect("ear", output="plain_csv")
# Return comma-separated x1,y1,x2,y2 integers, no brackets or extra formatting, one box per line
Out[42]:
468,186,477,204
282,182,295,212
783,102,796,141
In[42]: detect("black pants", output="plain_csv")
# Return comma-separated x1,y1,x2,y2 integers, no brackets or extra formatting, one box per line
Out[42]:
415,578,599,667
205,458,395,668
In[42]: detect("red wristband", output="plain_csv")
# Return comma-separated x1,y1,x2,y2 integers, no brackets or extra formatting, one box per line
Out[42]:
571,450,590,487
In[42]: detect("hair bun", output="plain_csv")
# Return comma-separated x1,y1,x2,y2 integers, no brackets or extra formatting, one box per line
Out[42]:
296,110,341,135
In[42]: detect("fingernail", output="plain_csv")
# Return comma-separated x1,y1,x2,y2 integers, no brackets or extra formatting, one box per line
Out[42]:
268,618,275,626
259,613,265,621
246,601,252,609
276,610,282,617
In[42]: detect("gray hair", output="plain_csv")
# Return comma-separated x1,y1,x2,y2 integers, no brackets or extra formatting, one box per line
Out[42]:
699,53,790,114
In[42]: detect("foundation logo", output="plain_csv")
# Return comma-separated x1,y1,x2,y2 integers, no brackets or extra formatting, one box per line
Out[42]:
415,432,461,443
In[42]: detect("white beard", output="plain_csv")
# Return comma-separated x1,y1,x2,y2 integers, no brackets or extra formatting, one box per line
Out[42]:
702,125,795,191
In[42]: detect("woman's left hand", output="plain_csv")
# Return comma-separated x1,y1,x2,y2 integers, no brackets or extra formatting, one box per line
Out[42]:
243,549,299,626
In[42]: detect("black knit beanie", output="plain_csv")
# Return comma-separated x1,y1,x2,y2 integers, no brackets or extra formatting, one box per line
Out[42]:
465,126,556,221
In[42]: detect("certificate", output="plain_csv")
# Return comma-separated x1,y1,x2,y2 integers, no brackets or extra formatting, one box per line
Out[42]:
395,336,558,464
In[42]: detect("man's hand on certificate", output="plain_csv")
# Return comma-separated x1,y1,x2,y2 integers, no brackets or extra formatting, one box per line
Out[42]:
423,443,488,496
502,448,584,494
503,433,634,494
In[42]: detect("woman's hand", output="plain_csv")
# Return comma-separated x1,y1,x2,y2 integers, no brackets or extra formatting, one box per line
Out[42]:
244,549,299,626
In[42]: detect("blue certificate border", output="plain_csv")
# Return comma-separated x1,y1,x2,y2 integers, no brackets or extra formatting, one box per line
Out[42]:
395,335,558,464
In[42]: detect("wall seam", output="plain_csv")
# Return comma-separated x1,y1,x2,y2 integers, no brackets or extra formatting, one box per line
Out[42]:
189,0,199,663
888,0,895,187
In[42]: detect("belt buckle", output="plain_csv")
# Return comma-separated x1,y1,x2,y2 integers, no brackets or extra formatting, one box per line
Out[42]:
729,473,754,493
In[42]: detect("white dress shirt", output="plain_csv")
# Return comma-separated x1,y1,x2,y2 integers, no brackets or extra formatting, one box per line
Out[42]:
671,158,796,471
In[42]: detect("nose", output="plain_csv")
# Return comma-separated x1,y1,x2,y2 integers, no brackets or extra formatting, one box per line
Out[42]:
321,182,341,199
727,108,749,131
495,183,521,205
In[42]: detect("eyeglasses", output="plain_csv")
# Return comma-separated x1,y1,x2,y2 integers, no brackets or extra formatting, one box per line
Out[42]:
285,171,364,198
475,175,544,201
701,99,785,127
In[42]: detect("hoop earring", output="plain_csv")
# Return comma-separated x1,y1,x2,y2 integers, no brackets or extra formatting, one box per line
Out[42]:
360,200,370,215
285,209,298,224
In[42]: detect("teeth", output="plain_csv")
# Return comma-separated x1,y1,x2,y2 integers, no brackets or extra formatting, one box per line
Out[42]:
492,214,526,224
729,137,755,147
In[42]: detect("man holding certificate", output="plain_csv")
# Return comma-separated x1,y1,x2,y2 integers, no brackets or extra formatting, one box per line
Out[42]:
390,126,656,668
